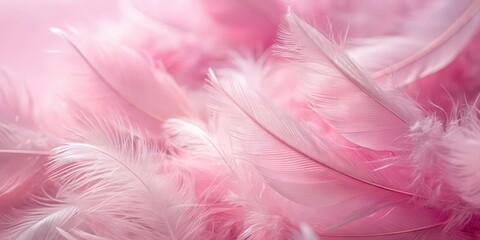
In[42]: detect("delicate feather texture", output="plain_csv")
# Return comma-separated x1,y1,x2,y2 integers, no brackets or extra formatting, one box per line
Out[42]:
163,117,299,240
207,69,464,238
408,104,480,221
1,1,480,239
442,106,480,208
0,202,79,240
276,9,480,232
348,0,480,87
276,9,425,151
47,116,210,240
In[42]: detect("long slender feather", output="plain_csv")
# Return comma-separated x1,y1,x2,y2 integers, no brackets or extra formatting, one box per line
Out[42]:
276,9,425,151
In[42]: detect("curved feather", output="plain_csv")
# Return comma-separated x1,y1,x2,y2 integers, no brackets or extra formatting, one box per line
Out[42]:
276,9,424,151
207,70,451,238
50,28,195,127
348,0,480,87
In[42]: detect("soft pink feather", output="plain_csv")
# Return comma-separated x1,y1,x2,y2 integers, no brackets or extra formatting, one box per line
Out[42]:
276,9,425,151
48,116,210,239
207,69,457,238
51,28,195,131
348,0,480,87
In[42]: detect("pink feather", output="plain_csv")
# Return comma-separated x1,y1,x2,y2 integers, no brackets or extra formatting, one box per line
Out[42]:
50,28,195,131
1,1,480,239
47,116,211,239
276,9,425,151
348,0,480,87
207,69,464,238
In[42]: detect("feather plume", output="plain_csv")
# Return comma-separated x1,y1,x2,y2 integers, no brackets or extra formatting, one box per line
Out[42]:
276,9,424,151
348,0,480,87
442,105,480,208
408,103,480,227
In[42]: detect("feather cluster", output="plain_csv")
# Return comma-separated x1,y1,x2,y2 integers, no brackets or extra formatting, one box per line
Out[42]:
1,0,480,239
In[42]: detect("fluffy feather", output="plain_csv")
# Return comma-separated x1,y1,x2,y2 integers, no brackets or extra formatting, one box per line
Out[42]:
442,106,480,208
48,116,209,239
408,104,480,225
